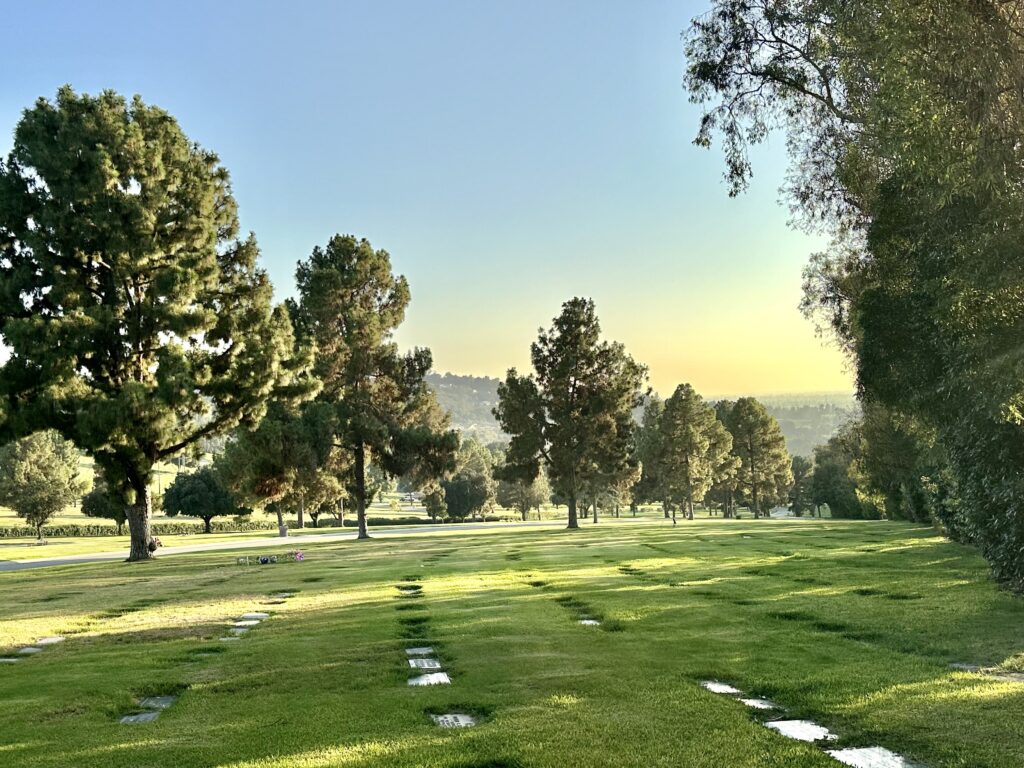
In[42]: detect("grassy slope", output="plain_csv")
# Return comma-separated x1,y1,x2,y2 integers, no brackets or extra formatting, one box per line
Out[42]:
0,519,1022,768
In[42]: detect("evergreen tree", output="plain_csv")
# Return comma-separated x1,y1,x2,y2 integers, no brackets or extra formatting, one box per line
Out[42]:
494,298,648,529
291,235,457,539
658,384,733,521
788,455,815,516
0,88,304,560
725,398,793,518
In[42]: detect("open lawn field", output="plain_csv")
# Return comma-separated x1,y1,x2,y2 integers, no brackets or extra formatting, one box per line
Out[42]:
1,519,1022,768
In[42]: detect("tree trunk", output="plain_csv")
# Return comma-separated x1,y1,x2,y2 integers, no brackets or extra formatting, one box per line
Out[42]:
126,482,153,562
687,499,694,521
36,522,44,541
521,509,528,522
592,502,599,524
203,516,212,534
663,501,670,519
567,495,579,529
355,441,369,539
298,494,305,530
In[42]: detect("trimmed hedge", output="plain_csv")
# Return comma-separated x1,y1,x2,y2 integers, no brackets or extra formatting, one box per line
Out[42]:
0,520,278,539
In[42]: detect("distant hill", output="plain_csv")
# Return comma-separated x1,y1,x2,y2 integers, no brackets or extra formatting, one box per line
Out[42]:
427,372,857,456
426,373,504,445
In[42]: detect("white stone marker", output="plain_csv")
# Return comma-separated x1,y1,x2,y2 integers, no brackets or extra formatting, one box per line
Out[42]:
219,636,241,642
0,658,20,664
578,619,601,626
765,720,838,742
740,698,778,710
35,636,65,646
17,647,42,655
408,672,451,686
241,612,270,620
234,619,261,627
272,592,294,598
405,647,435,656
408,658,442,670
140,696,177,710
431,713,477,728
827,747,921,768
229,627,250,635
701,680,742,695
398,587,419,595
120,711,160,724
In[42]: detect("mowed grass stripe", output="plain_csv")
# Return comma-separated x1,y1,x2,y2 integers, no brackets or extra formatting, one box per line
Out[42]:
0,519,1021,767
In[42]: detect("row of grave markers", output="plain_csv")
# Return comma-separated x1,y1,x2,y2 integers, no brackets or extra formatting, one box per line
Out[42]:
700,680,922,768
396,583,476,729
0,634,65,663
120,591,295,725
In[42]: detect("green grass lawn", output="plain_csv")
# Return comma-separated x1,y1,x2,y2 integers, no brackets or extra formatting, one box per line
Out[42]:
1,518,1021,767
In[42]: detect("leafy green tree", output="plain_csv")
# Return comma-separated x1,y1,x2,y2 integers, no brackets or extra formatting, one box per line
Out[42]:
219,399,336,532
684,2,1024,586
788,455,814,517
163,467,239,533
81,472,128,534
494,298,648,529
291,235,458,539
422,482,447,522
811,424,880,520
496,471,550,522
725,398,793,518
442,438,495,521
0,88,304,560
0,431,84,539
657,384,734,521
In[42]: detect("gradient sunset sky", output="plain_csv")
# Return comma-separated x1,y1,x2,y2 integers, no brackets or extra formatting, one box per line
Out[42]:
0,1,852,397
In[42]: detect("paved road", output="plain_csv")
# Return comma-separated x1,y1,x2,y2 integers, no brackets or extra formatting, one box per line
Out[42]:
0,520,580,572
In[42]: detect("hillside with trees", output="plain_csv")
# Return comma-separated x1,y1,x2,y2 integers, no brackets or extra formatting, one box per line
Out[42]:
427,372,854,457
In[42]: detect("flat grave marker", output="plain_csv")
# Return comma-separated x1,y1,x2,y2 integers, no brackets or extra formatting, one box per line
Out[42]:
701,680,742,695
229,627,250,635
120,711,160,725
408,672,451,686
408,658,442,670
17,647,42,655
35,636,65,646
220,636,241,642
740,698,778,710
430,713,477,728
578,619,601,626
140,696,177,710
827,746,922,768
0,658,20,664
233,620,261,627
765,720,838,742
241,612,270,620
405,647,435,656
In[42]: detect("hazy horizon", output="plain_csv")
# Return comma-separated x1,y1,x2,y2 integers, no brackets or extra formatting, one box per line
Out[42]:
0,1,854,397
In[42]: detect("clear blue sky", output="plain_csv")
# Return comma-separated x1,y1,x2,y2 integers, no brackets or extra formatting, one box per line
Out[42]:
0,0,851,396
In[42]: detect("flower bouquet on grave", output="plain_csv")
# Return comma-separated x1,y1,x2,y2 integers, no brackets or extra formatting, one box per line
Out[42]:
288,550,305,562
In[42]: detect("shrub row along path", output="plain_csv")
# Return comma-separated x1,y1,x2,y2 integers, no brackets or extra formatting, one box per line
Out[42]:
0,520,573,571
